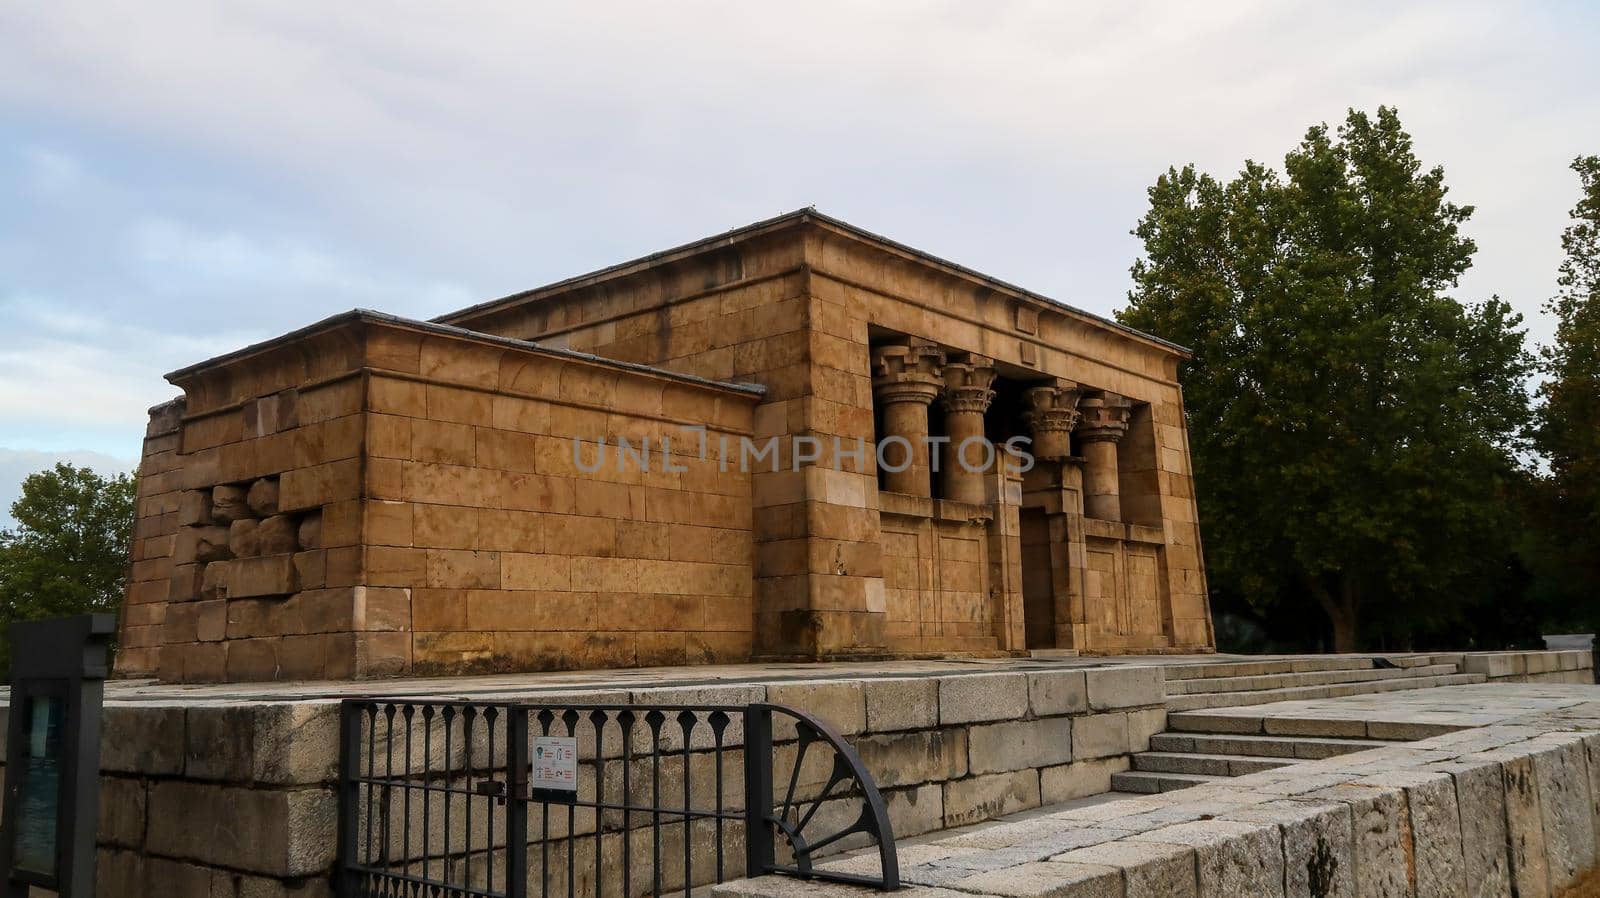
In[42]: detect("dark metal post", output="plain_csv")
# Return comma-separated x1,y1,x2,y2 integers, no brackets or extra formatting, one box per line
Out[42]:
506,706,530,898
0,614,115,898
336,702,363,897
742,706,774,879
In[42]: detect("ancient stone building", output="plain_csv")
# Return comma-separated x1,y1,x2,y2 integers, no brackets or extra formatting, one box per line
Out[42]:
117,210,1213,682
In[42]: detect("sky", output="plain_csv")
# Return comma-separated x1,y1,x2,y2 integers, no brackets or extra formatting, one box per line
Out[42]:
1,1,1597,527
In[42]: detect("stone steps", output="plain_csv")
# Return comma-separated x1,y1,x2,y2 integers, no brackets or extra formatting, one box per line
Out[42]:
1108,769,1221,793
1165,663,1460,695
1148,731,1406,760
1161,655,1436,681
1115,655,1479,796
1164,672,1486,712
1165,709,1465,741
1129,751,1290,776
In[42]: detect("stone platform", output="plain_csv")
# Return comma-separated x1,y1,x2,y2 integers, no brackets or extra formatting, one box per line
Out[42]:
728,681,1600,898
0,650,1589,897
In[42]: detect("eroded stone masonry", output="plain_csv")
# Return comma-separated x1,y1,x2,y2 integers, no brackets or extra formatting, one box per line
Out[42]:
118,210,1214,683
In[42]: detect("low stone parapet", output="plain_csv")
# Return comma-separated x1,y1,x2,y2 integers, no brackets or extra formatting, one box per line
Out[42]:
0,662,1163,897
1452,649,1595,683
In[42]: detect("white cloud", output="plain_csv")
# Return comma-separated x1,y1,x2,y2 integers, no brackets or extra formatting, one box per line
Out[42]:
0,0,1593,461
0,448,138,530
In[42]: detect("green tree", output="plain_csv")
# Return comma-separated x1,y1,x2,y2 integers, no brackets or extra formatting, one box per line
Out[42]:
0,463,137,669
1531,156,1600,613
1119,107,1533,651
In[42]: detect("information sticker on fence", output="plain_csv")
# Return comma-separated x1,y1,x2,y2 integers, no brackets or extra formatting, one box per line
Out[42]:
531,735,578,802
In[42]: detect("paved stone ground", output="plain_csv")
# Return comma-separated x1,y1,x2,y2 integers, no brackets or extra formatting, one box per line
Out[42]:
1168,682,1600,738
719,682,1600,898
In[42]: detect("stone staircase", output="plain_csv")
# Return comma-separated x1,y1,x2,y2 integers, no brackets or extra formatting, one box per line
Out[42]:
1110,654,1487,794
1110,728,1408,793
1160,655,1485,712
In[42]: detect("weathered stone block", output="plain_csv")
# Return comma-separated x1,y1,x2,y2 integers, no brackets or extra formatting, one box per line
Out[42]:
1040,757,1129,804
178,488,213,526
1026,670,1087,717
855,729,968,788
212,484,251,522
950,860,1121,898
200,560,229,600
968,717,1073,775
1127,708,1166,753
185,701,341,784
627,684,766,751
863,677,938,733
1071,712,1129,761
1501,753,1552,897
146,781,336,875
229,554,299,598
1053,840,1197,898
246,478,280,518
178,524,232,564
884,782,946,840
1085,666,1164,710
943,769,1040,827
99,776,146,847
1442,759,1513,898
258,514,300,555
298,511,322,549
767,680,865,738
1405,773,1468,898
1314,784,1413,898
229,518,261,558
101,705,185,775
168,561,203,602
294,550,326,590
1225,801,1353,898
1531,737,1597,891
938,673,1028,726
1129,819,1286,898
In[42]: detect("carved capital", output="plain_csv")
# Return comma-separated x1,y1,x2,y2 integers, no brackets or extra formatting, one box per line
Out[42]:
872,340,945,405
941,355,997,415
1022,381,1083,460
1075,391,1132,443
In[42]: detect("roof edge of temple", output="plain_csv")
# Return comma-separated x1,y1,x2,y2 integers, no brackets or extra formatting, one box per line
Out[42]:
432,207,1193,358
163,308,767,397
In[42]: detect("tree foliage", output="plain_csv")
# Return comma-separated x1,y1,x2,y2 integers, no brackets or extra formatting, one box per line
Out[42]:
1118,107,1534,651
1531,156,1600,613
0,463,136,670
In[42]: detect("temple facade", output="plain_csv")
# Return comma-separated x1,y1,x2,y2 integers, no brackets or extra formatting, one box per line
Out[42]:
117,210,1214,682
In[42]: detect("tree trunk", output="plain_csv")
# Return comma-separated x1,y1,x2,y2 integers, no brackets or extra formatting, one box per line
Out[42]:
1308,574,1361,653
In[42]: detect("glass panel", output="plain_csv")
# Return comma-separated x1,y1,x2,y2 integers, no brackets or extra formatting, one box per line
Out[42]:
11,692,65,878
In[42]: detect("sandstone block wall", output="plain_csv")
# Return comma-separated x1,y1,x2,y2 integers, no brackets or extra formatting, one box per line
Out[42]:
440,211,1215,659
356,323,760,674
119,398,187,676
117,313,762,682
448,234,890,659
122,210,1216,680
137,319,387,683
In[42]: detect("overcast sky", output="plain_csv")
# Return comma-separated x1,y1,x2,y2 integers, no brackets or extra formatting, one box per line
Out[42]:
2,1,1597,525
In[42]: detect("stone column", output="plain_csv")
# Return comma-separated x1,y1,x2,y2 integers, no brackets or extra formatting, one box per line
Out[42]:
939,355,998,504
871,340,944,497
1076,391,1132,521
1021,380,1083,462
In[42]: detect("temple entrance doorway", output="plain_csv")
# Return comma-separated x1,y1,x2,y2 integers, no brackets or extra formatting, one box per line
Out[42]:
1019,507,1057,649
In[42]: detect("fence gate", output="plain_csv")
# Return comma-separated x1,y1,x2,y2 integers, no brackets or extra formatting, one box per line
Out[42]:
337,699,899,897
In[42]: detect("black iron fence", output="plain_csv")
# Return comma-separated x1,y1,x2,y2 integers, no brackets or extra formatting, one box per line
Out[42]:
337,698,899,898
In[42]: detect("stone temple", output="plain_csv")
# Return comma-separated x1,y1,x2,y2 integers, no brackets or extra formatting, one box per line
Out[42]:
116,209,1214,682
